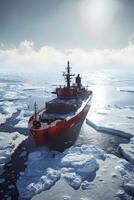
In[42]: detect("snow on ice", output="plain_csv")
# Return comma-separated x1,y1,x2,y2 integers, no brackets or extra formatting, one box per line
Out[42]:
117,159,134,197
86,107,134,138
3,90,27,101
0,101,32,127
0,132,27,175
0,77,32,126
17,145,101,199
0,82,27,101
119,137,134,164
28,145,134,200
17,143,134,200
0,101,18,125
15,110,33,128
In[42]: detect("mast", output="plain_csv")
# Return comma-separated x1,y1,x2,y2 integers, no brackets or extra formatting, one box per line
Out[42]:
63,61,74,88
34,102,37,121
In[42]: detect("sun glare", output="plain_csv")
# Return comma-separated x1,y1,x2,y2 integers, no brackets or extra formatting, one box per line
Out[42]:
79,0,113,33
91,0,107,22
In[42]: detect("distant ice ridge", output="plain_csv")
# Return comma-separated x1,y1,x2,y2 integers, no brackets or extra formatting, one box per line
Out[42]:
119,137,134,164
22,84,49,91
17,145,103,199
86,106,134,138
117,86,134,93
0,131,27,175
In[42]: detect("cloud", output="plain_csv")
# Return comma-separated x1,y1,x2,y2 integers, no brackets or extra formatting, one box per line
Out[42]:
129,34,134,45
0,43,4,48
0,40,134,73
0,41,65,72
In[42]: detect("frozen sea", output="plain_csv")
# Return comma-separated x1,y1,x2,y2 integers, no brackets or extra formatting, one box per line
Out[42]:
0,69,134,199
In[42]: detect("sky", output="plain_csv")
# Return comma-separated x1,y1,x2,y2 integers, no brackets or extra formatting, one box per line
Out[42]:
0,0,134,72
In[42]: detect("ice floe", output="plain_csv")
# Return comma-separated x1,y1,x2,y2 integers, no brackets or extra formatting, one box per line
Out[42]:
117,86,134,93
0,77,30,102
0,100,31,126
0,131,27,175
0,102,17,125
86,107,134,138
28,145,134,200
117,160,134,197
119,137,134,164
0,76,32,126
0,85,27,101
17,145,101,199
18,144,134,199
15,110,33,129
3,90,27,101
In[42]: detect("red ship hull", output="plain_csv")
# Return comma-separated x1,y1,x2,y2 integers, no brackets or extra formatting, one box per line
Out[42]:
28,61,93,150
29,97,92,149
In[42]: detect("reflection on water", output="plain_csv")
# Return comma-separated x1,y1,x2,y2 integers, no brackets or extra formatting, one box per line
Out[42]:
77,122,128,156
90,85,107,111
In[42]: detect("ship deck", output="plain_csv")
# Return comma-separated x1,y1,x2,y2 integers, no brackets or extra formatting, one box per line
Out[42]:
38,94,92,125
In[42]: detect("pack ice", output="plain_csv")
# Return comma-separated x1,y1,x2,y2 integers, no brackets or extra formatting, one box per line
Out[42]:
0,76,31,126
119,137,134,164
0,102,18,125
17,145,134,200
15,109,33,129
0,132,27,175
17,145,103,199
